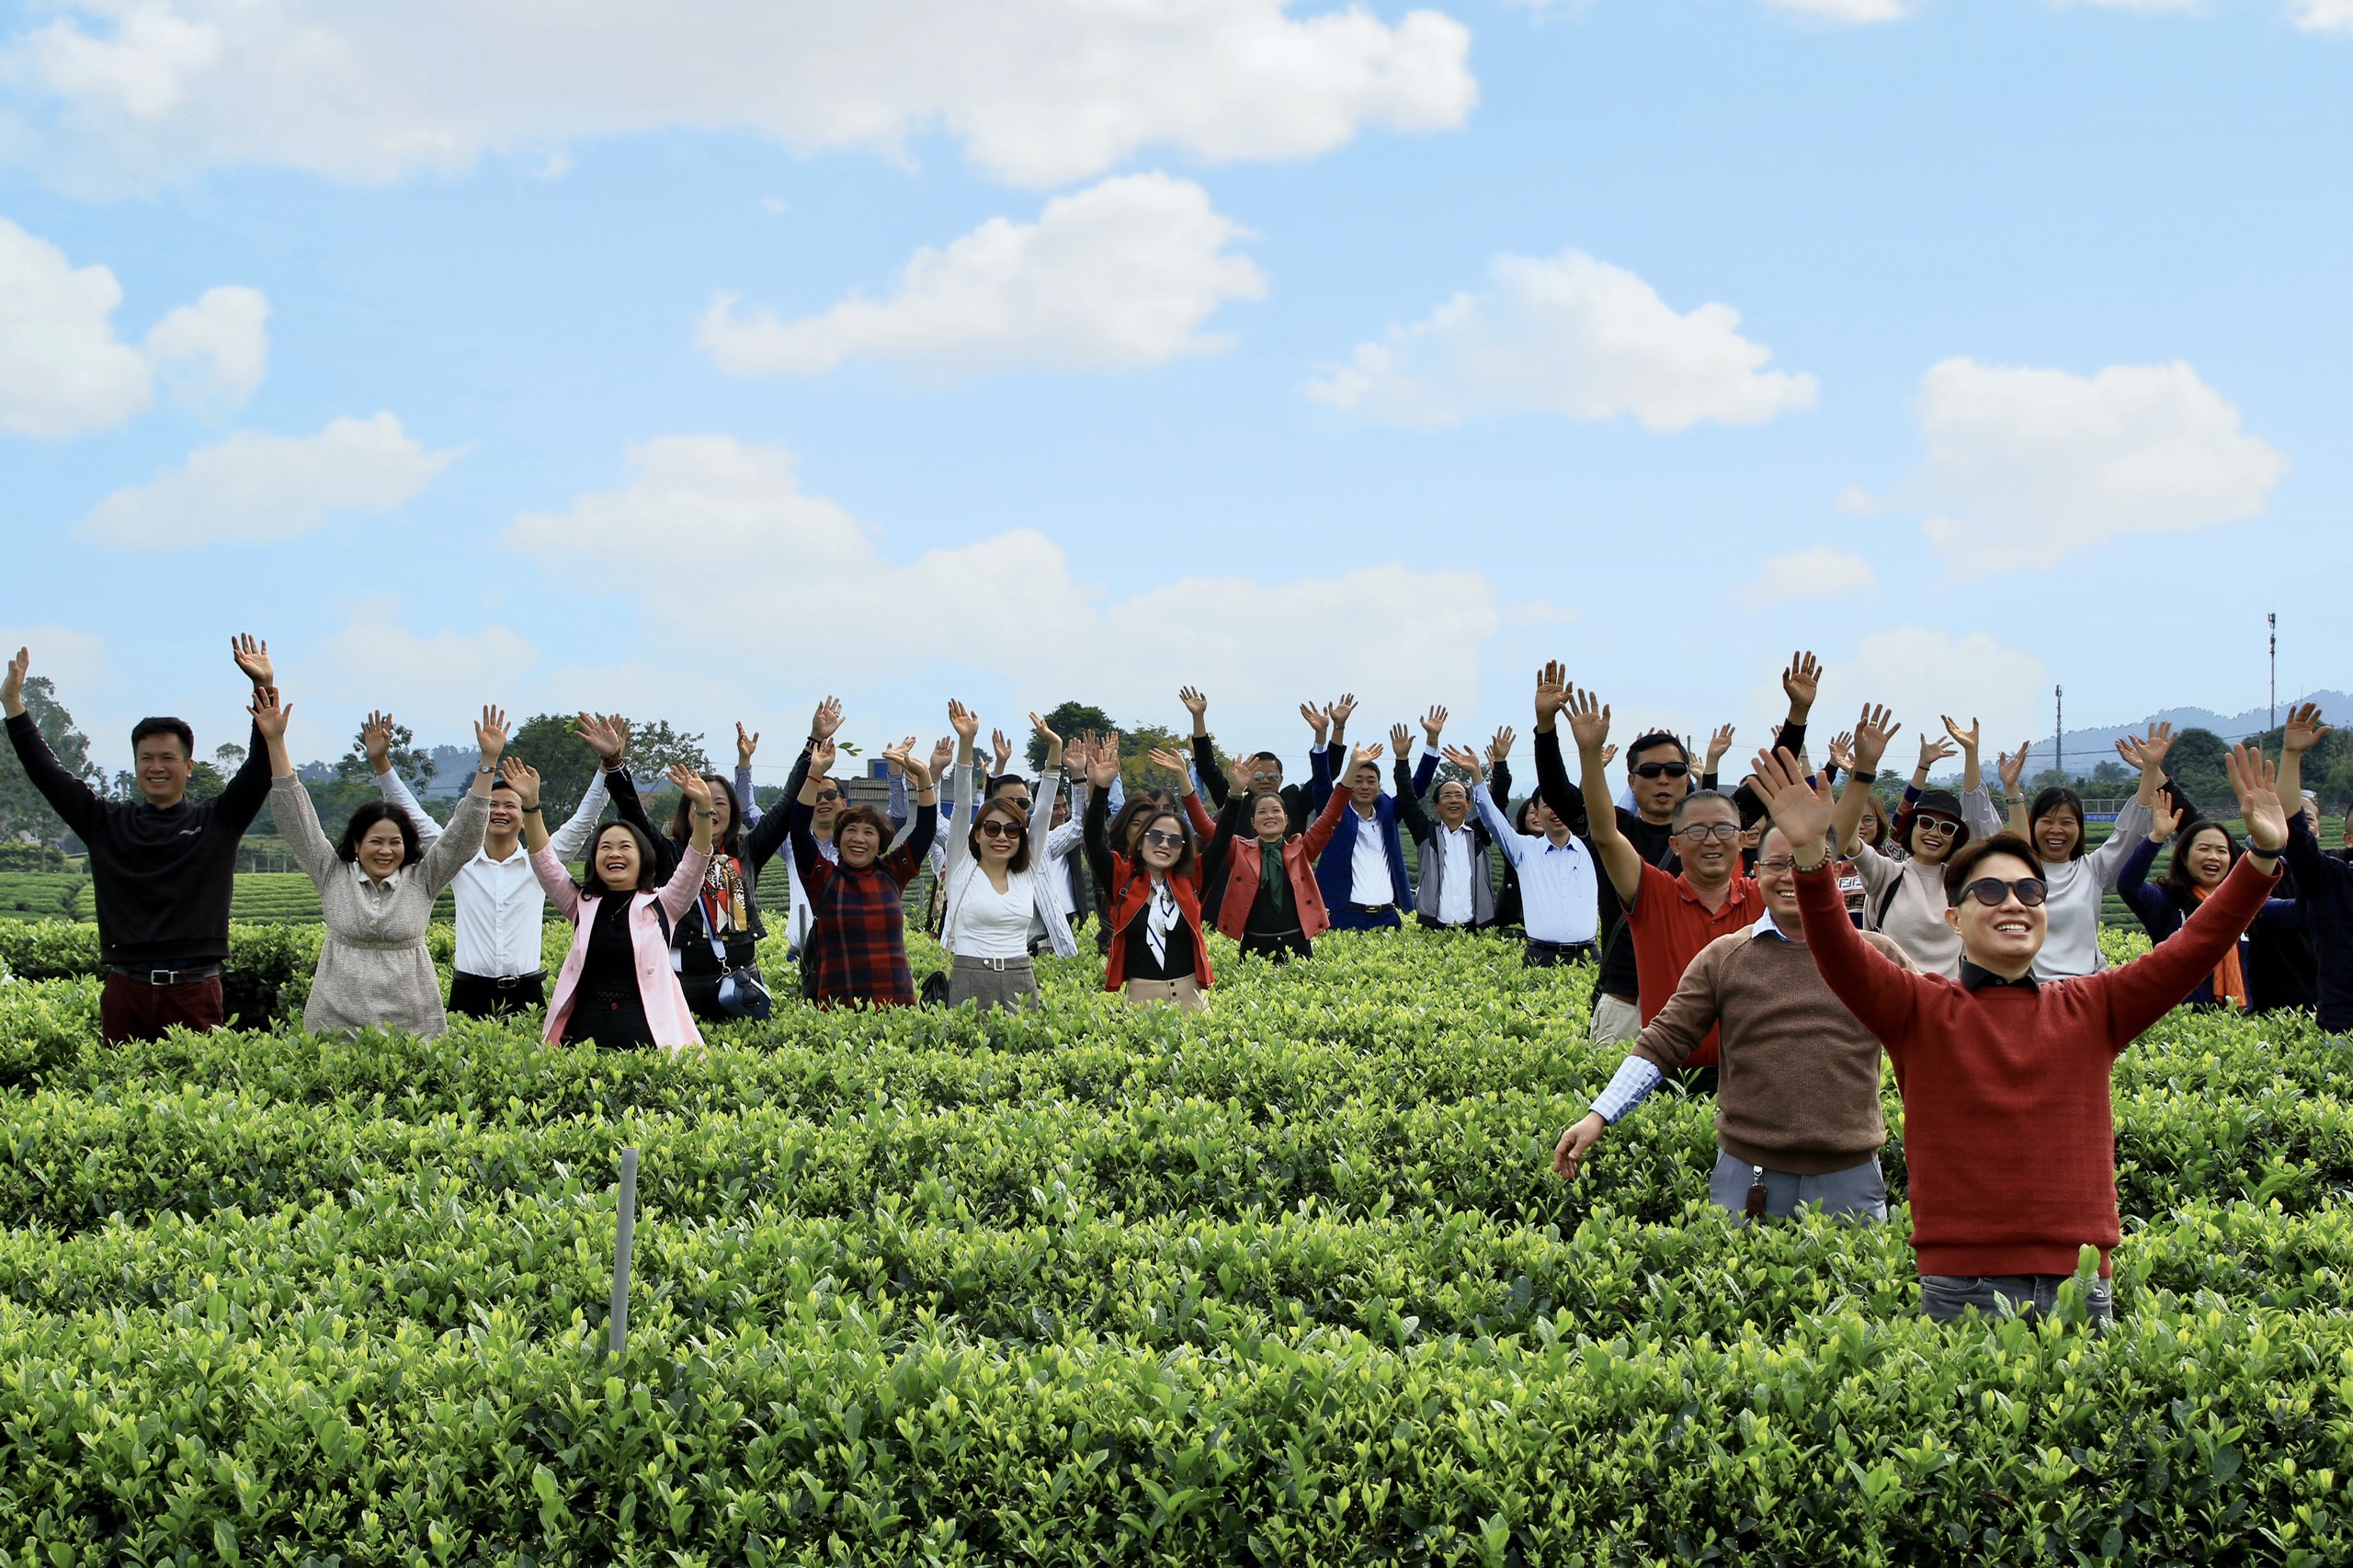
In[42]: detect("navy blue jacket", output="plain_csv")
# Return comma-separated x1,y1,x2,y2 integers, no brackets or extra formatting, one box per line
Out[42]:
2116,833,2302,1008
2281,812,2353,1032
1312,746,1414,912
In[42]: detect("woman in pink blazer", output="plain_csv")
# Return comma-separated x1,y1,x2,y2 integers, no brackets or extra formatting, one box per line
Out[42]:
506,759,714,1052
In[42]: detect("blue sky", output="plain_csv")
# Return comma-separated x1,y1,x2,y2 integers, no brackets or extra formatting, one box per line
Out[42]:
3,0,2346,788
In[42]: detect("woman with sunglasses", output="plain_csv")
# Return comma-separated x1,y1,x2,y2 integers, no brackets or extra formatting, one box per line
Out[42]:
2115,803,2302,1009
936,701,1074,1009
1830,708,1999,977
1995,725,2169,981
1083,736,1214,1010
1757,741,2290,1324
788,735,937,1008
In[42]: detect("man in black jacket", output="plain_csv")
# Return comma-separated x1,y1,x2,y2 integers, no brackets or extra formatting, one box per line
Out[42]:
3,636,278,1042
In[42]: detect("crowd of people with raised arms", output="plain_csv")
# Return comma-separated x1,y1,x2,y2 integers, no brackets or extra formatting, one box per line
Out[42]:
5,635,2347,1324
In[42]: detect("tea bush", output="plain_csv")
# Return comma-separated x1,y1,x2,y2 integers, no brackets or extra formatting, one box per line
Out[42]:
1,918,2348,1566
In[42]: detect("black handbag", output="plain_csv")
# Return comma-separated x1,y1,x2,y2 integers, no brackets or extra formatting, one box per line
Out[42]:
918,969,951,1007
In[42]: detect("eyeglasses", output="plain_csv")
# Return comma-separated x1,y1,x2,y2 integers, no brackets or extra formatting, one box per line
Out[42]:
1673,822,1742,843
813,790,842,803
1961,876,2048,908
1913,816,1961,836
1756,857,1797,873
975,820,1025,840
1141,829,1186,849
1632,761,1690,779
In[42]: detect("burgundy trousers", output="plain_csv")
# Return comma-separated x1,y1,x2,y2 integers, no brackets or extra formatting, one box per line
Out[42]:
99,973,225,1045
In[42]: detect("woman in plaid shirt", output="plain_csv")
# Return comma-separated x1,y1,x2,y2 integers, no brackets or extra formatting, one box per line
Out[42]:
788,736,938,1007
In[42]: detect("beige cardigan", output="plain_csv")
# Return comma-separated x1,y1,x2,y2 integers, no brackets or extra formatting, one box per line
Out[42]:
274,778,487,1037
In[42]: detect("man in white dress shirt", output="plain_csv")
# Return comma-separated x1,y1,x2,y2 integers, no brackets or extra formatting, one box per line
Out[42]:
1446,742,1597,967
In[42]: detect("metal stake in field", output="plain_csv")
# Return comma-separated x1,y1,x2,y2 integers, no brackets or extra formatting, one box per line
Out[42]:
608,1147,639,1362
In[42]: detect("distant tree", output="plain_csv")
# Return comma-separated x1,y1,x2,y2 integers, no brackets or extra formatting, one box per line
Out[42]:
626,719,710,778
506,713,602,820
2088,760,2129,788
214,742,247,771
0,675,101,844
1118,723,1186,792
335,717,434,793
1032,701,1117,770
2165,728,2231,819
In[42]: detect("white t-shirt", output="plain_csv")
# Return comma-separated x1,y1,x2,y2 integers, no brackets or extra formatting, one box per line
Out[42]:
955,874,1033,959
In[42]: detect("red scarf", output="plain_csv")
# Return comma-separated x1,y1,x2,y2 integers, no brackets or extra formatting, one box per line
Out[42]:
2189,884,2245,1007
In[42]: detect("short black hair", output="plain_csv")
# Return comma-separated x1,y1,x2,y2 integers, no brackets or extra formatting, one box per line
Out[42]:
986,774,1029,800
1249,750,1281,767
130,717,194,758
1625,731,1688,767
1945,831,2040,892
1669,788,1738,827
336,801,423,868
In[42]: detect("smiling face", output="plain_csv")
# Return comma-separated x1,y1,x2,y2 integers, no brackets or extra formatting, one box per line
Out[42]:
1136,812,1186,871
133,732,194,808
1857,798,1885,846
593,824,642,891
1754,827,1801,933
1348,764,1381,810
1251,793,1290,843
1246,756,1283,796
2180,825,2233,889
1670,796,1742,887
1907,812,1962,867
972,801,1024,867
485,782,523,840
811,781,845,833
1947,849,2047,971
705,779,733,838
1434,778,1471,830
2031,805,2083,862
356,818,407,881
836,817,881,869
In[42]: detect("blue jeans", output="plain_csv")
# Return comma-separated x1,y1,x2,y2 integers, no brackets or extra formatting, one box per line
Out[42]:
1918,1273,2115,1324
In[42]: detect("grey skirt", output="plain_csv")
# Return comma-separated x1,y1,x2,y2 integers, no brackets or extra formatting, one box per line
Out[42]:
948,953,1040,1012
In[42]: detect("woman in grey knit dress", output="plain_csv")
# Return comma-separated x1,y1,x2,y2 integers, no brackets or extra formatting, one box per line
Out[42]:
254,687,505,1038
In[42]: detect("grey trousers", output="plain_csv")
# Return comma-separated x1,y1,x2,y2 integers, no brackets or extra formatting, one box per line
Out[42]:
947,954,1040,1012
1707,1151,1888,1222
1918,1272,2115,1324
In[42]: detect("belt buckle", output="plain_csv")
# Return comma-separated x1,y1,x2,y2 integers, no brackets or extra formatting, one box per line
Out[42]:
149,969,174,986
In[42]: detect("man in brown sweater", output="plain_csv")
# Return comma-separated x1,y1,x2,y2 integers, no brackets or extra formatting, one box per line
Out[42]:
1553,822,1915,1220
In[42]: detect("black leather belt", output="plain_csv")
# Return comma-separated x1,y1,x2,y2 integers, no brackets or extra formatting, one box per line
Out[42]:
1353,903,1397,915
107,964,222,985
1526,940,1597,958
459,970,545,988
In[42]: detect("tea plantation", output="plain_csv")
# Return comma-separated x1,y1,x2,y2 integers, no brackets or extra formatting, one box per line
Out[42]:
1,917,2347,1566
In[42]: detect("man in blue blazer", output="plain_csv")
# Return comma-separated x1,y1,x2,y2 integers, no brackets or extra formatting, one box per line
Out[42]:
1313,738,1414,930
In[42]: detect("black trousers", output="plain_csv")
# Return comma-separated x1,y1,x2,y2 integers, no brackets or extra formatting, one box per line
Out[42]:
1522,940,1597,969
564,993,654,1050
1240,929,1311,963
449,970,546,1018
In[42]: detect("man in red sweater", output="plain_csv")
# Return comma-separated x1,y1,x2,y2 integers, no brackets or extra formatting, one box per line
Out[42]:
1749,741,2290,1324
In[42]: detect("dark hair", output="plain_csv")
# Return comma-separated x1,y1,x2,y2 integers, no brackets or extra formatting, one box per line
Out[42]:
489,776,519,795
1626,731,1688,767
668,774,742,857
1853,793,1891,850
1129,808,1197,879
2027,787,2087,860
830,803,892,859
2161,820,2239,909
1514,795,1538,835
1893,789,1971,859
1944,831,2040,892
986,774,1029,800
130,717,194,758
336,801,423,867
1669,788,1738,827
581,821,661,896
1107,793,1169,857
1249,750,1282,767
968,797,1033,872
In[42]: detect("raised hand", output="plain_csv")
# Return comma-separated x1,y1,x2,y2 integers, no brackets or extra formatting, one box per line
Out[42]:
1751,746,1833,857
2226,744,2288,852
1178,686,1208,722
1030,711,1062,749
809,737,836,778
1389,722,1414,761
1705,724,1736,769
1088,733,1124,790
2149,802,2183,845
736,722,760,767
809,697,843,743
670,765,712,806
1488,725,1516,764
1825,731,1856,773
499,758,542,810
1996,744,2029,796
1347,741,1387,776
575,711,628,764
1146,745,1191,778
1421,705,1449,745
230,632,273,688
897,739,934,790
2117,722,2176,773
2283,701,2332,756
1299,701,1330,744
1533,661,1570,726
1227,752,1255,796
361,710,395,772
928,735,955,777
0,648,24,717
1331,693,1358,726
1564,687,1610,754
1442,743,1485,780
474,705,509,764
1781,650,1823,717
1940,714,1981,754
247,685,291,740
991,729,1013,774
1064,734,1090,776
1917,733,1959,771
1600,744,1618,769
947,699,979,744
1851,704,1901,772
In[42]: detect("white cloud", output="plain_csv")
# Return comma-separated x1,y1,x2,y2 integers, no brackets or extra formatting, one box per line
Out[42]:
1762,0,1913,21
699,174,1266,377
0,624,109,697
1904,357,2287,574
2289,0,2353,31
509,435,1499,741
74,413,456,548
1744,546,1877,607
1837,628,2051,756
314,597,538,729
1306,248,1817,432
2,0,1475,191
0,217,267,438
1834,483,1882,516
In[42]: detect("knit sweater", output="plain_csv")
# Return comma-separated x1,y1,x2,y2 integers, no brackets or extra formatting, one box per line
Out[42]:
1850,841,1962,977
1631,921,1915,1173
2031,796,2152,980
1796,851,2279,1278
275,779,488,1038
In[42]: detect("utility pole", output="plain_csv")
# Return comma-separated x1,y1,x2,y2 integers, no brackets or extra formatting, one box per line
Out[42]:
2054,684,2063,784
2269,612,2277,733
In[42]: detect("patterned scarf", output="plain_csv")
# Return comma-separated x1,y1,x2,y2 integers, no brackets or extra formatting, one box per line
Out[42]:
1143,874,1181,968
700,853,746,937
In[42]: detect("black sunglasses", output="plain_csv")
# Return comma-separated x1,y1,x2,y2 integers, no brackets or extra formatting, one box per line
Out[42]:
1961,876,2048,908
813,789,843,802
975,820,1025,840
1632,761,1690,779
1141,829,1186,849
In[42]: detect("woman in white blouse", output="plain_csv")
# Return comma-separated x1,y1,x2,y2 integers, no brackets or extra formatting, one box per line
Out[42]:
1995,723,2169,980
936,701,1076,1010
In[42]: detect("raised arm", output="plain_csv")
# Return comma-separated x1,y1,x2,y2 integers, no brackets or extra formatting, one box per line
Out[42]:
1566,686,1642,903
732,722,764,831
2112,812,2173,939
362,710,445,848
252,687,336,883
1529,661,1588,829
2091,725,2169,886
1726,651,1819,826
1455,744,1525,869
1995,743,2031,838
1081,738,1121,892
943,711,980,876
419,707,505,890
1392,750,1435,842
1828,704,1900,856
503,759,551,855
1,646,107,840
